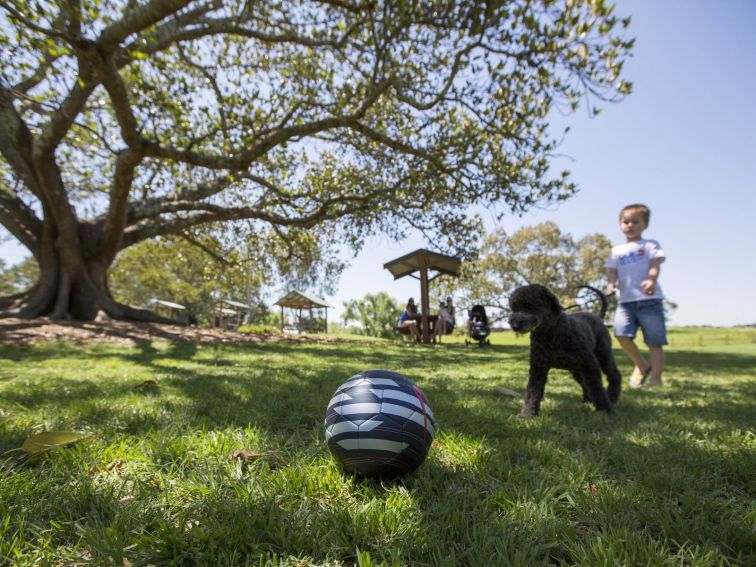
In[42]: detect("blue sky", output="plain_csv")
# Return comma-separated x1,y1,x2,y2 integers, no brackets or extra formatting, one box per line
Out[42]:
330,0,756,327
1,1,754,326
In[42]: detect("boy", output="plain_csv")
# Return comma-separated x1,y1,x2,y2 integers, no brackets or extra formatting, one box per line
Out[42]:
605,204,667,387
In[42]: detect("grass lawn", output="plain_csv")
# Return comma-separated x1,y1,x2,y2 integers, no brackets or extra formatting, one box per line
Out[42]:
1,327,754,566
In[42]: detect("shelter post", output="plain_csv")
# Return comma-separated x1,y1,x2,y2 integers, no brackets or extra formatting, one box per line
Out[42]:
419,267,430,343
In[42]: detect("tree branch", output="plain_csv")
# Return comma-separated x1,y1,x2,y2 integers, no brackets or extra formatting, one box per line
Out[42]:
124,175,234,224
0,188,42,255
90,44,142,149
350,121,452,176
120,189,379,248
98,0,192,51
101,149,142,263
0,90,43,198
177,232,229,265
142,77,394,168
33,73,95,156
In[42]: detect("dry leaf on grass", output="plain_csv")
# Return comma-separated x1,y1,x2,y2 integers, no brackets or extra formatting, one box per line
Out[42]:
2,431,89,472
231,449,281,470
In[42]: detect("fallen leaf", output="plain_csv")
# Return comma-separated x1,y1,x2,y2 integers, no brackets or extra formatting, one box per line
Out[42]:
133,380,158,390
20,431,89,454
2,431,89,472
231,449,281,471
106,459,125,473
231,449,276,461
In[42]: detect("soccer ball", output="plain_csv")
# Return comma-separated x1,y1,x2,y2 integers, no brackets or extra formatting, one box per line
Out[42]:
324,369,435,478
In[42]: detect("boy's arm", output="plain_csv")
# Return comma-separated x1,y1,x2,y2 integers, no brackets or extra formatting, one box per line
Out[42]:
606,268,618,295
641,258,662,295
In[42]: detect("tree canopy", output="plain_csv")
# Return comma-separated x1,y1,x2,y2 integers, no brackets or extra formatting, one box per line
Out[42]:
0,255,38,296
0,0,633,320
109,226,343,323
434,222,612,319
341,291,401,338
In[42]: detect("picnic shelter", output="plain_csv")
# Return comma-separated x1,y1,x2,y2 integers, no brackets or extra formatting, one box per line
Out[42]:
383,248,462,343
150,298,187,322
274,291,332,333
212,299,251,329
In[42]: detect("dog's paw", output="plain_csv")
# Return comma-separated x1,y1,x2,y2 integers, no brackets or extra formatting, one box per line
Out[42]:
519,410,538,419
608,388,621,404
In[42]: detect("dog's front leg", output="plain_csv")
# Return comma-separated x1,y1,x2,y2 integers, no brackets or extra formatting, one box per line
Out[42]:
580,363,613,412
521,361,549,418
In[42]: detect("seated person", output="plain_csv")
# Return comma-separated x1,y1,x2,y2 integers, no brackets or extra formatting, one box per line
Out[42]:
444,297,456,332
434,302,453,342
398,298,420,341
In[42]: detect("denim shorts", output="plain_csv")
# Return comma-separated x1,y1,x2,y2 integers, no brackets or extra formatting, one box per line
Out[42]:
614,299,667,346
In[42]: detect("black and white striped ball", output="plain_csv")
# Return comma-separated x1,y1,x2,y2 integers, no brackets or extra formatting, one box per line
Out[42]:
325,370,435,478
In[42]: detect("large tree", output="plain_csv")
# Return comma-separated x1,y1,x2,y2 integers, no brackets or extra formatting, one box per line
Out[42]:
434,222,612,319
0,0,632,320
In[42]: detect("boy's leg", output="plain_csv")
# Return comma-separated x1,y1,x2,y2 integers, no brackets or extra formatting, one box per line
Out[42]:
647,346,664,386
638,299,667,386
614,301,650,384
616,336,650,381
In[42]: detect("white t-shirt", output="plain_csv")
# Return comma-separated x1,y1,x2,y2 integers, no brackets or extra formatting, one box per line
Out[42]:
605,238,666,303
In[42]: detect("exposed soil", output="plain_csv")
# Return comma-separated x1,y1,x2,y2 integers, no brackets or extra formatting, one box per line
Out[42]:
0,318,342,347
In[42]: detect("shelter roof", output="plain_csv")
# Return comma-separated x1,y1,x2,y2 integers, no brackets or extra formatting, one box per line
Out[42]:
222,299,250,309
383,248,462,280
274,291,332,309
151,299,186,310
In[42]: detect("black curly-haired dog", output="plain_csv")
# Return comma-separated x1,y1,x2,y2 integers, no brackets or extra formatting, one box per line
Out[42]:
508,284,622,417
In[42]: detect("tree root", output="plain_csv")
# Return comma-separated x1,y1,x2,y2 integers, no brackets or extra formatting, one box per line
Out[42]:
1,290,186,325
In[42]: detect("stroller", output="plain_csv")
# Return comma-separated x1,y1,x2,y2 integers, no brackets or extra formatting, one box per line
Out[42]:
464,305,491,346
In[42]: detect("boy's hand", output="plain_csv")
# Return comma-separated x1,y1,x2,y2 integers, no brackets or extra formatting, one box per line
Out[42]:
606,282,617,295
641,279,656,295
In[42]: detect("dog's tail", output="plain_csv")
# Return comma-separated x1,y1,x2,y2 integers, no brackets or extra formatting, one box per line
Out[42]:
581,285,608,319
565,285,608,319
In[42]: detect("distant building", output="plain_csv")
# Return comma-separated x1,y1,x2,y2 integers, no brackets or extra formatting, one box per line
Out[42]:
211,299,250,329
150,299,187,323
274,291,332,333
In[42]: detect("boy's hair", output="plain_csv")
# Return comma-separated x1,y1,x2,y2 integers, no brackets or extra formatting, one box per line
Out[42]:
620,203,651,226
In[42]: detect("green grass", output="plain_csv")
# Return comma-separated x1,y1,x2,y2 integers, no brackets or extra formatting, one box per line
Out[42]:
1,328,754,566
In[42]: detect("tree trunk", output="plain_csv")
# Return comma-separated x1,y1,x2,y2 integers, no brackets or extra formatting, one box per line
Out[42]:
1,226,180,324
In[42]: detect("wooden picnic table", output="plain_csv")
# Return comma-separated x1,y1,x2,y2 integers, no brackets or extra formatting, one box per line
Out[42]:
397,313,439,341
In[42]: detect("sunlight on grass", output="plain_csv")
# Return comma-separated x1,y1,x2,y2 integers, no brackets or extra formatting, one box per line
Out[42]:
1,329,754,565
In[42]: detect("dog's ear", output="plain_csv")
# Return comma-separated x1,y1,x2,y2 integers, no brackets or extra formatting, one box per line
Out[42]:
540,286,564,314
